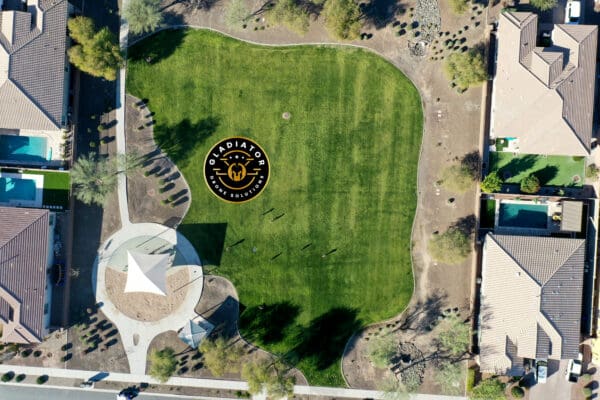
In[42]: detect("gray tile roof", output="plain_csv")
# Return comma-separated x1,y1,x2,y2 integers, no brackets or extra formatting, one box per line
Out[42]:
0,0,68,131
480,234,585,374
0,206,50,343
492,13,597,156
561,201,583,232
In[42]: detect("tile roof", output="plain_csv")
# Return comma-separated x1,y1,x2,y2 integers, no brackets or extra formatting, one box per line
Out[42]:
0,0,68,131
480,234,585,374
0,206,50,343
491,12,597,156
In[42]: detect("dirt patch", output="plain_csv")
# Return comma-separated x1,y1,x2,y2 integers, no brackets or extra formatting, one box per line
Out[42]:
105,268,190,321
125,94,190,228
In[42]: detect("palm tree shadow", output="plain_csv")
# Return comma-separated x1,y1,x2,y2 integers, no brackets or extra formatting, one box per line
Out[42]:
154,116,220,166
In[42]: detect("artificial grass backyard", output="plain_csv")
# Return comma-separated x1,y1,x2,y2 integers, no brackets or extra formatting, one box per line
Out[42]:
489,152,586,187
127,29,423,385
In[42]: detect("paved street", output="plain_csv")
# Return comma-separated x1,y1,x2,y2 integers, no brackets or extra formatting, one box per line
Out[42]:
0,384,236,400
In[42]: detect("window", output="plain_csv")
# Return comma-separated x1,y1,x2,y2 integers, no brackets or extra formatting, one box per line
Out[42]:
44,303,49,315
8,306,14,322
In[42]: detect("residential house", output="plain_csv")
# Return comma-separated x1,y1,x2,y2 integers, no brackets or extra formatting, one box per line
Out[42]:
0,0,69,166
490,12,597,156
0,206,54,343
479,233,585,375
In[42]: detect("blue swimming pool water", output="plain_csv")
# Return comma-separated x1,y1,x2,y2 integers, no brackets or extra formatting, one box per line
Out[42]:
498,203,548,229
0,135,48,162
0,177,37,202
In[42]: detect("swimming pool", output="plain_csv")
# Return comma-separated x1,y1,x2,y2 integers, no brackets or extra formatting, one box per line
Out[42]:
0,176,37,202
0,135,49,162
498,203,548,229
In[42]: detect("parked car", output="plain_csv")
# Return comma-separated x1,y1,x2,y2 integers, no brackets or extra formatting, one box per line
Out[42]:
117,388,137,400
537,360,548,384
566,353,583,383
565,1,581,24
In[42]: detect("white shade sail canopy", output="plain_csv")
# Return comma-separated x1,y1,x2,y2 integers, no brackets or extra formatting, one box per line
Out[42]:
178,318,214,349
124,250,170,296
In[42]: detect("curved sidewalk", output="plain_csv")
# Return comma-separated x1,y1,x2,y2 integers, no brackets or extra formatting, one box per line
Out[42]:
93,223,204,374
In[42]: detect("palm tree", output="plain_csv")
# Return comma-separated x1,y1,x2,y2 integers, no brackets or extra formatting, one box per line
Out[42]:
71,152,142,206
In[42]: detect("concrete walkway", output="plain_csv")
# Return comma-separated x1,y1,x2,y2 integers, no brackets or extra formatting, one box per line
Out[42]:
116,0,130,226
0,365,467,400
93,223,204,374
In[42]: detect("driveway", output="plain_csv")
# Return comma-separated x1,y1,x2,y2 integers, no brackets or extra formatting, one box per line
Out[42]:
529,359,572,400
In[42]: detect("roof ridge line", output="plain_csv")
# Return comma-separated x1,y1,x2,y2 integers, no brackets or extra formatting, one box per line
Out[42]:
541,239,586,285
488,234,542,287
6,78,60,128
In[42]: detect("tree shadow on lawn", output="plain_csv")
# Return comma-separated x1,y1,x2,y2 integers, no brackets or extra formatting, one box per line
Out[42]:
154,116,220,167
288,307,361,371
179,223,227,266
128,29,186,64
532,165,559,186
496,154,538,180
240,302,301,345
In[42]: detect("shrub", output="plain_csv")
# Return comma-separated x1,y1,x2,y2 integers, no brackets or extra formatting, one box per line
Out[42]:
15,374,25,382
36,375,48,385
1,372,14,382
445,48,487,91
33,350,42,357
450,0,469,14
267,0,310,34
471,378,505,400
466,367,476,393
158,178,166,185
520,174,540,194
481,171,502,193
89,141,96,148
586,164,599,180
144,170,151,177
583,387,593,397
531,0,557,10
428,228,471,265
441,164,475,193
366,329,397,368
511,386,524,398
581,373,592,382
149,348,177,382
322,0,362,40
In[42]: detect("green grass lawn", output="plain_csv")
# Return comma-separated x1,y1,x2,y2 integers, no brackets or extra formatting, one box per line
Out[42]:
128,29,423,385
488,152,586,187
24,169,71,209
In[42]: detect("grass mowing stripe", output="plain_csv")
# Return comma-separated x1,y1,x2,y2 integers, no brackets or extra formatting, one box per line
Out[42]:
127,29,422,386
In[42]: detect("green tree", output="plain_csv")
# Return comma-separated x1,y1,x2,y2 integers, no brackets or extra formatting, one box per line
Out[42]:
471,378,506,400
441,164,475,193
520,174,540,194
530,0,557,10
242,359,295,398
445,49,487,91
124,0,163,35
148,347,177,383
71,152,142,206
267,0,310,34
438,314,470,356
435,361,464,395
71,152,117,206
449,0,469,14
322,0,362,40
224,0,251,29
199,336,244,376
481,171,502,193
428,228,470,265
367,329,397,369
68,17,123,81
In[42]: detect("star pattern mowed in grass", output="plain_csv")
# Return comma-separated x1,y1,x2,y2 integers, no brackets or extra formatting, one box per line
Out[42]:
127,29,423,386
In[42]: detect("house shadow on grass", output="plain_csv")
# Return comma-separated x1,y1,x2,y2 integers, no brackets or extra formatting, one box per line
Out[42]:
179,223,227,266
154,117,219,167
240,302,301,345
289,307,361,371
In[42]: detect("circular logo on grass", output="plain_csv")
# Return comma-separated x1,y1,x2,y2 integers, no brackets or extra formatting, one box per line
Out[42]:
204,137,270,203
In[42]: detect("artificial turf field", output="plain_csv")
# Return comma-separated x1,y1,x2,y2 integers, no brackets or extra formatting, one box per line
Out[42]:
128,29,423,385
